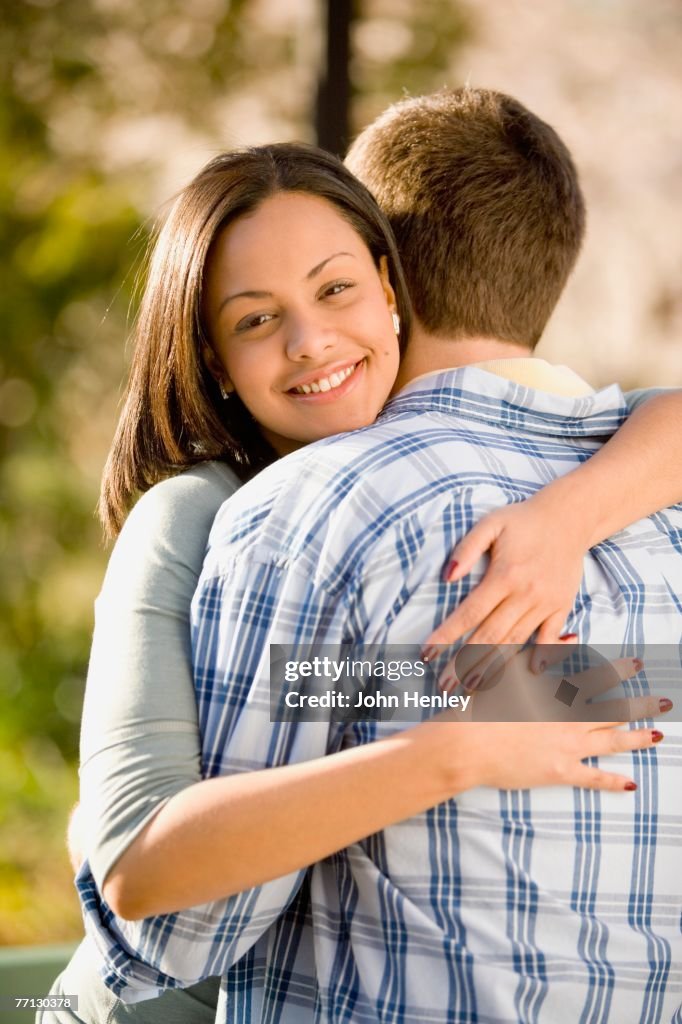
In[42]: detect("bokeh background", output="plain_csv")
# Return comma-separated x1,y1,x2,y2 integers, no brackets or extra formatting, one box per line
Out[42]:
1,0,681,946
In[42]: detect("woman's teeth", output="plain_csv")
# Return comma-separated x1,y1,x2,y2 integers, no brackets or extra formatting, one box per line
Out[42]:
293,363,357,395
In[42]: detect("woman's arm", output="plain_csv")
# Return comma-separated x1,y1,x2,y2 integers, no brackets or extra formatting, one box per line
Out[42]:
104,699,659,920
423,388,682,652
78,462,241,888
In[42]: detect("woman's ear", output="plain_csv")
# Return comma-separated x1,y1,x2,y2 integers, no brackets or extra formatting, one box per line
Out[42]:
202,345,235,395
378,255,397,313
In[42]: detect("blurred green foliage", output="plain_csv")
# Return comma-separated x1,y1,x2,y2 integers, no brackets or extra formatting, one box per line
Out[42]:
0,0,469,944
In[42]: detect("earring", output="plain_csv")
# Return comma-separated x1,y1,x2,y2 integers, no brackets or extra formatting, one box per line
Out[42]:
392,311,401,335
219,381,232,400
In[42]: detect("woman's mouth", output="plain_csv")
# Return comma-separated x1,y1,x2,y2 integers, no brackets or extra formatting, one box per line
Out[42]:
287,360,363,398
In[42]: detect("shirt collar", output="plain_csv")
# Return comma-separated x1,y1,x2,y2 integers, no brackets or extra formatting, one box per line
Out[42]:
381,365,628,440
468,357,595,397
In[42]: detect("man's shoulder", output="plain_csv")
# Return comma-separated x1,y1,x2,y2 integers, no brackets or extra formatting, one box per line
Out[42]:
203,411,492,583
206,424,401,554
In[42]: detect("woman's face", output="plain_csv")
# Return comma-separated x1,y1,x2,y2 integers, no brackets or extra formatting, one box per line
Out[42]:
202,191,401,455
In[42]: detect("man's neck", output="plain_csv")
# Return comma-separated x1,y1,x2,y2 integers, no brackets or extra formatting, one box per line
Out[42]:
391,321,532,395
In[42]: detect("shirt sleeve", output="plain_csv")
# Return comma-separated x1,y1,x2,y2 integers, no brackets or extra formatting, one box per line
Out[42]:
78,463,240,888
77,549,350,1001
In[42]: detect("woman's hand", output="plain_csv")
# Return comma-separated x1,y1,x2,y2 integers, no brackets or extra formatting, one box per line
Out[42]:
424,389,682,656
441,649,666,719
437,718,662,794
423,488,593,657
425,650,670,793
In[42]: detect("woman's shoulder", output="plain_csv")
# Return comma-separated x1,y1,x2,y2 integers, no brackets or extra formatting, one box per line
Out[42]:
136,460,241,514
108,462,242,580
128,461,240,532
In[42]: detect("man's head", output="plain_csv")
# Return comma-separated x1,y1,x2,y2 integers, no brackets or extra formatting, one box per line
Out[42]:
346,87,586,348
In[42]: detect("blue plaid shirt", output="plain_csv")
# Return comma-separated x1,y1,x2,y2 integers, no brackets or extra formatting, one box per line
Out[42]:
79,367,682,1023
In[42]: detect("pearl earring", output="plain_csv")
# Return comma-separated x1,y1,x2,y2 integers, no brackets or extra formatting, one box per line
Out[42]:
392,312,401,335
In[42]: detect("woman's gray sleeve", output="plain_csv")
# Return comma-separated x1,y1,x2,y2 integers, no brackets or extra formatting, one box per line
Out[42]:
78,463,240,889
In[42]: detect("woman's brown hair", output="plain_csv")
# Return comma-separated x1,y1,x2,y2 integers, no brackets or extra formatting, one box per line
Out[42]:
99,143,411,537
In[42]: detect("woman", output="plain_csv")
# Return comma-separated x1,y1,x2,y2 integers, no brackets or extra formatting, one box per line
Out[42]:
47,144,678,1022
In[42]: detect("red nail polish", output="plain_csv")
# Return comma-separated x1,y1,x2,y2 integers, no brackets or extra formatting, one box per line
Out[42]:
660,698,673,713
632,658,644,672
559,633,578,641
651,730,664,743
463,673,480,691
624,782,637,791
442,559,459,582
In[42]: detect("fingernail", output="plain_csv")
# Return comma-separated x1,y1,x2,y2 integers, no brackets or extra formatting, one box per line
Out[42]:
659,698,673,713
624,781,638,792
536,660,547,674
632,658,644,672
438,673,456,692
559,633,578,641
463,673,480,691
442,559,459,582
651,730,664,743
421,646,437,663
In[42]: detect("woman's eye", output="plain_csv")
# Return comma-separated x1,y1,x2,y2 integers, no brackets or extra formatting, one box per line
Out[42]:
235,312,275,332
321,280,354,299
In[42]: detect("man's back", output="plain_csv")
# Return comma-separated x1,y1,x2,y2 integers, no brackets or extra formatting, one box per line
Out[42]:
192,367,682,1022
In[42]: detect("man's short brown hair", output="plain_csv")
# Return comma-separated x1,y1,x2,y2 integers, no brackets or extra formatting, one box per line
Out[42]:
346,87,586,347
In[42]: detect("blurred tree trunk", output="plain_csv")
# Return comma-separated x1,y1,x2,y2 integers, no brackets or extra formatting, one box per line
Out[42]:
314,0,355,155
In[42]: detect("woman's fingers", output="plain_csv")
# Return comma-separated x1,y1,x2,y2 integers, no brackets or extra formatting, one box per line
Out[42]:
454,643,522,691
441,516,501,583
465,604,540,649
423,581,506,654
438,643,498,691
530,636,579,675
570,763,639,793
569,724,665,792
529,624,577,672
569,657,642,700
533,612,574,649
426,578,551,654
585,694,672,723
454,721,662,792
583,724,663,759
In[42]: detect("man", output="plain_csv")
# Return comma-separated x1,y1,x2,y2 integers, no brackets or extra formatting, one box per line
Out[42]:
83,89,682,1022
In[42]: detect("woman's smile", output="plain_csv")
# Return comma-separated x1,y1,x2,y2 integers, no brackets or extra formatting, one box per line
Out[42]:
286,358,363,399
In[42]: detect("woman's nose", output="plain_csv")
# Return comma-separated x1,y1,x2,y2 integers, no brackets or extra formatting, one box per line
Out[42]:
285,311,336,360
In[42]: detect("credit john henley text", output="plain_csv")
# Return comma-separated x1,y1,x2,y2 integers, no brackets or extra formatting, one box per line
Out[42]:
283,687,470,711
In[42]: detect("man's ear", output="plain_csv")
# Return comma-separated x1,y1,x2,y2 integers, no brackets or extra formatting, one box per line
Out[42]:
378,255,397,313
202,345,234,394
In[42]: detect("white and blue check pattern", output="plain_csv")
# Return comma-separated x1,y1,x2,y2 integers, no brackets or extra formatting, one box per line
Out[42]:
78,367,682,1023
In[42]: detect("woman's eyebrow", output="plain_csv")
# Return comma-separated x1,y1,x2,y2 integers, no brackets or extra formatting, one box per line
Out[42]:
218,288,271,316
217,252,356,316
305,251,356,280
